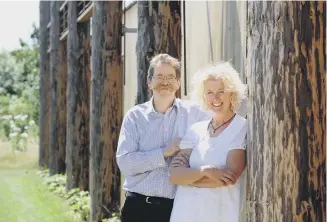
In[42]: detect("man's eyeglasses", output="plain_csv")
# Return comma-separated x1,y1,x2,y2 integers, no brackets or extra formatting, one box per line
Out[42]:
152,76,178,82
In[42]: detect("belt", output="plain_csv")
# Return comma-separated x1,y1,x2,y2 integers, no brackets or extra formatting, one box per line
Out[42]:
126,192,174,205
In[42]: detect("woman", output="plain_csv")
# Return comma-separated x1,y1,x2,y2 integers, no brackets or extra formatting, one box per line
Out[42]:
169,62,247,222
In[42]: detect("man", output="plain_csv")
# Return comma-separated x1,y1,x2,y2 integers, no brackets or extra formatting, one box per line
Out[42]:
116,54,209,222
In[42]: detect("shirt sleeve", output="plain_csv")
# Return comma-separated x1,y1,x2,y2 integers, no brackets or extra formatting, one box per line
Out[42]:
116,112,166,177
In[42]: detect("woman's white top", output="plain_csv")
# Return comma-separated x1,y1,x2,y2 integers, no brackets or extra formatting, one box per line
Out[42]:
170,114,247,222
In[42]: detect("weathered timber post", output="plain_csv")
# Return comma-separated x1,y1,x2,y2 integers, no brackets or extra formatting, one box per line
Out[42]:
39,1,51,169
66,1,91,191
90,1,123,221
246,1,326,221
49,1,67,175
136,1,182,104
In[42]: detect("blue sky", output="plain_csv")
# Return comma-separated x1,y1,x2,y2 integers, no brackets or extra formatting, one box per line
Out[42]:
0,1,39,51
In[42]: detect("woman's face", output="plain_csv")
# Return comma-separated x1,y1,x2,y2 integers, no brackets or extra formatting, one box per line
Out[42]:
204,79,233,116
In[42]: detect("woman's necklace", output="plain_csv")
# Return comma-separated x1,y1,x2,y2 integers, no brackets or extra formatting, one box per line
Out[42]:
209,113,236,134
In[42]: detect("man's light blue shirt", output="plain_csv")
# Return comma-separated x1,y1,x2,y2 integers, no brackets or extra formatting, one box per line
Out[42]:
116,98,209,199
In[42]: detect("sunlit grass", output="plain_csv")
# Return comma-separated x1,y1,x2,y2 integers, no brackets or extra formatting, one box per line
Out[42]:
0,140,77,222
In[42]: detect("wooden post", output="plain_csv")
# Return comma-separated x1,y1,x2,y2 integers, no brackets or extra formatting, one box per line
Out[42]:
39,1,51,169
90,1,122,220
66,1,91,191
136,1,182,104
49,1,67,176
246,1,326,221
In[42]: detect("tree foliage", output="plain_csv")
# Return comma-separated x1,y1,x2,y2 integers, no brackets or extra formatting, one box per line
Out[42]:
0,23,40,140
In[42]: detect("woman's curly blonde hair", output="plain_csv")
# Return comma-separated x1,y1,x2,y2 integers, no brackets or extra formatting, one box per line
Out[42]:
190,62,246,112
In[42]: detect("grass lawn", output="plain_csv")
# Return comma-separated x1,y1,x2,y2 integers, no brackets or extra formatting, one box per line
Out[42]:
0,141,76,222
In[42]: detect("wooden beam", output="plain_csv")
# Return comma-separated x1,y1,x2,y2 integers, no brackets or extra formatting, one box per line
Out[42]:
59,0,68,12
122,26,137,34
90,1,123,220
246,1,326,221
59,29,68,41
77,2,93,23
136,1,182,104
49,1,67,176
39,1,51,169
66,1,91,191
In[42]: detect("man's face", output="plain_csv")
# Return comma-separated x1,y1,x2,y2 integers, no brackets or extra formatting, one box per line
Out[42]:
148,63,181,98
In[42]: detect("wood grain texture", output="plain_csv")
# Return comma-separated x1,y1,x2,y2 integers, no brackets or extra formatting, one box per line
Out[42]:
90,1,122,221
136,1,181,104
50,1,66,175
66,1,91,191
246,1,326,221
39,1,51,169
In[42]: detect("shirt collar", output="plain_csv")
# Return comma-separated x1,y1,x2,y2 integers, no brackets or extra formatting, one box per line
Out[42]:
146,96,180,114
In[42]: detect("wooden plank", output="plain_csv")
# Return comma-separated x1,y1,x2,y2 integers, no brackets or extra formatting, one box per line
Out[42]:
59,29,68,41
90,1,123,220
246,1,326,221
59,0,68,12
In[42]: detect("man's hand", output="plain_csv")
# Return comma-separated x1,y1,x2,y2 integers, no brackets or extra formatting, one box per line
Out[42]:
200,165,237,185
163,137,181,158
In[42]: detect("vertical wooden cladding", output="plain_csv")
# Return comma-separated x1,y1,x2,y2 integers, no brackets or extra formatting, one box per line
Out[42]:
66,1,91,191
246,1,325,222
50,1,66,175
39,1,51,169
90,1,122,221
136,1,182,104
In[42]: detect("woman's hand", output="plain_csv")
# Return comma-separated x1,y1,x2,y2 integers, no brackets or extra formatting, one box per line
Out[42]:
200,165,237,185
171,151,190,167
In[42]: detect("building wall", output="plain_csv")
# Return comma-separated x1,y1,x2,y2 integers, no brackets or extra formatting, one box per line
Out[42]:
122,3,138,115
181,1,247,99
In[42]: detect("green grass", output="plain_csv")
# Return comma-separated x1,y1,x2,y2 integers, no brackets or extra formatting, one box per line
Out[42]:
0,141,76,222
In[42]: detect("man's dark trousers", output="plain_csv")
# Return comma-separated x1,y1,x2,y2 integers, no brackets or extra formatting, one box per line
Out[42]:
120,192,174,222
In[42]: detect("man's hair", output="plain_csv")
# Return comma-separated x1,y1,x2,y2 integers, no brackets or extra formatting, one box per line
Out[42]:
147,54,181,79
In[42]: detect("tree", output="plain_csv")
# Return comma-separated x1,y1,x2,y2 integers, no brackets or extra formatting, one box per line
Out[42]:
0,52,23,96
246,1,326,221
90,1,122,220
39,1,51,168
136,1,181,104
66,1,91,191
